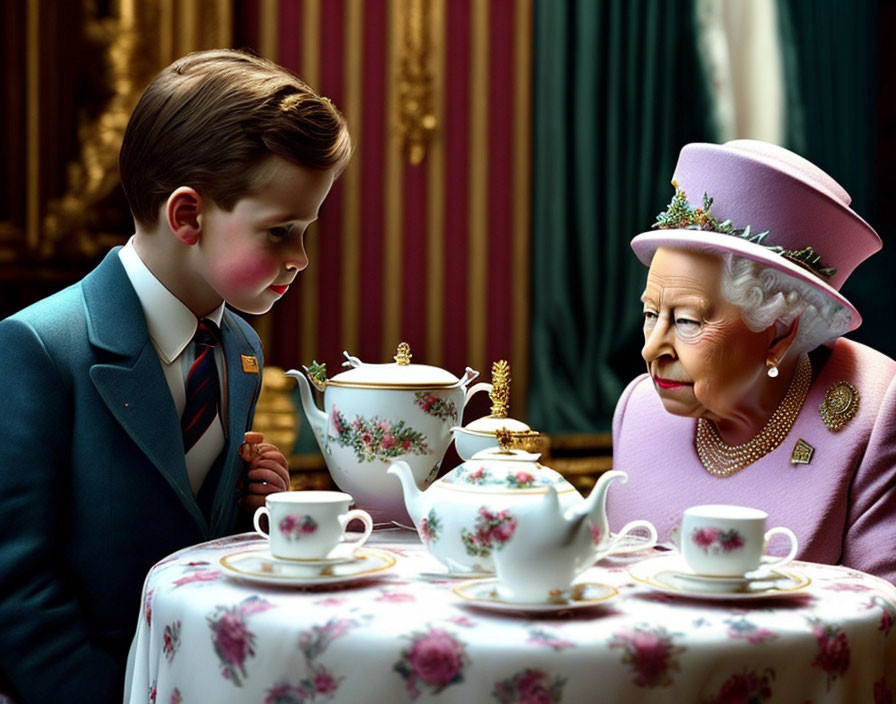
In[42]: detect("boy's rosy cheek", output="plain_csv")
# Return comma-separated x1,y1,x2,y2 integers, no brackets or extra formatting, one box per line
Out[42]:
221,257,278,289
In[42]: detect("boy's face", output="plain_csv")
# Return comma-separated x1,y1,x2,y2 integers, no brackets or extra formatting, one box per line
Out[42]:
196,156,335,315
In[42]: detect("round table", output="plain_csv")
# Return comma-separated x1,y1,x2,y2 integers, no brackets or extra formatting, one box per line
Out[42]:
126,530,896,703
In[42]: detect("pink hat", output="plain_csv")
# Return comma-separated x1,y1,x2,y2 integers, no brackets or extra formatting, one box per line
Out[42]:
630,139,882,331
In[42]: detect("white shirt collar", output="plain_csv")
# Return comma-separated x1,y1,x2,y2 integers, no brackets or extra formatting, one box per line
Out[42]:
119,237,225,364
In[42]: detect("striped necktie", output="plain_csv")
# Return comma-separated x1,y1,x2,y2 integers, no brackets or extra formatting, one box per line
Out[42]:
181,318,221,453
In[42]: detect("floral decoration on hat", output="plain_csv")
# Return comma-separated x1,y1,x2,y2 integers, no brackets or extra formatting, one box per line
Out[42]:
653,181,837,281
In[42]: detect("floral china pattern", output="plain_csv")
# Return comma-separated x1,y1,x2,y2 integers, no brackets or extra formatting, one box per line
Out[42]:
690,526,745,554
279,514,317,540
393,626,468,699
417,508,442,545
461,507,517,557
207,596,275,687
492,668,566,703
414,391,458,424
330,407,429,463
442,463,564,488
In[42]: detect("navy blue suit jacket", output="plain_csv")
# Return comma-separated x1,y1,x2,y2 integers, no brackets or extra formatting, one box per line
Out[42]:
0,249,264,703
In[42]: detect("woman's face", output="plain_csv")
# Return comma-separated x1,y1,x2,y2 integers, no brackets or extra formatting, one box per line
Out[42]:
640,247,775,424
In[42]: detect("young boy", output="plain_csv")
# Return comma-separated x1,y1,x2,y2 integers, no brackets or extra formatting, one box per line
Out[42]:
0,49,352,704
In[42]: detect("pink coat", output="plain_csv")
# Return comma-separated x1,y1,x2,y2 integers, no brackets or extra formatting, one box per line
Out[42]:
608,337,896,584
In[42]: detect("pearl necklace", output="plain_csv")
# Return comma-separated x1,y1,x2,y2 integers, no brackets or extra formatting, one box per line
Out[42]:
695,353,812,478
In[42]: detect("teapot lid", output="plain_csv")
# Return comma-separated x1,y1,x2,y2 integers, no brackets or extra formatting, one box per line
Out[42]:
327,343,465,389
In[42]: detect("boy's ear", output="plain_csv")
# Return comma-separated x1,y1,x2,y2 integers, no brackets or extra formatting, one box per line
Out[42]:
166,187,203,245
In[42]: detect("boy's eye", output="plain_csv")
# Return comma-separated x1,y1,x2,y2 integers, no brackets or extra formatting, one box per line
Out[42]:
268,225,293,242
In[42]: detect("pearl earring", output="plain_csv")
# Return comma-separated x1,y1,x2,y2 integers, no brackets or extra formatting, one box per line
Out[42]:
766,358,779,378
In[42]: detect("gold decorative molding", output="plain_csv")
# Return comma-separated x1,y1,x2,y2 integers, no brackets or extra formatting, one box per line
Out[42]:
396,0,436,165
41,0,233,259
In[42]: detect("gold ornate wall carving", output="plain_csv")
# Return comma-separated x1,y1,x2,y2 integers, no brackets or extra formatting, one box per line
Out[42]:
4,0,232,266
396,0,437,166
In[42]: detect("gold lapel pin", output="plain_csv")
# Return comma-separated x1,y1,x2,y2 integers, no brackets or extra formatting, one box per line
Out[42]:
791,438,814,465
241,355,259,374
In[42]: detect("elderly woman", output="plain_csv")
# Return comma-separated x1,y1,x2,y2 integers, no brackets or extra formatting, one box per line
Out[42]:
607,140,896,584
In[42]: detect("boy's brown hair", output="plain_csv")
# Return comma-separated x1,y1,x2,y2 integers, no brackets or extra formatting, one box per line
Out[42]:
119,49,352,225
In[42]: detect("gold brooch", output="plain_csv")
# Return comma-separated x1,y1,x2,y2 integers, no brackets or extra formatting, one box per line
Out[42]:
790,438,815,465
819,381,860,432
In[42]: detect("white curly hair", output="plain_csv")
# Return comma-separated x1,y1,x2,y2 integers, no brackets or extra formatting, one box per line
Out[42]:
719,252,852,354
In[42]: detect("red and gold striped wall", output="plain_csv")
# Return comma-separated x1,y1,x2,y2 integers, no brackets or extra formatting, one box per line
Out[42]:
241,0,532,413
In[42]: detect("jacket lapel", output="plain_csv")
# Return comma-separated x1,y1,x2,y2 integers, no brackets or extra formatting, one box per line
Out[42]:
209,311,262,532
82,250,207,531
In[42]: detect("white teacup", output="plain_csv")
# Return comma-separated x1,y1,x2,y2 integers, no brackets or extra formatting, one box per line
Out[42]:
253,491,373,560
680,504,798,577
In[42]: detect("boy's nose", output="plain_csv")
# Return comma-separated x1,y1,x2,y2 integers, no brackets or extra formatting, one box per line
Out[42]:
284,242,309,272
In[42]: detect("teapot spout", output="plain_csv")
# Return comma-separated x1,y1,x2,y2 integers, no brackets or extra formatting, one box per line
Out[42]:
386,461,425,526
565,469,628,535
285,369,328,451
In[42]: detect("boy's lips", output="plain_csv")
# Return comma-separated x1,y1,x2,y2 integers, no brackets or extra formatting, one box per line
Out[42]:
653,376,692,390
269,283,290,295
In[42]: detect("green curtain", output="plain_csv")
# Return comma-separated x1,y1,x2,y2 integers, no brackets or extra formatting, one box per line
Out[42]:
528,0,715,433
778,0,895,359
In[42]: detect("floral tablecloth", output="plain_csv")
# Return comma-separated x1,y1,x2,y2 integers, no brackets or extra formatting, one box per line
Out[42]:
125,531,896,704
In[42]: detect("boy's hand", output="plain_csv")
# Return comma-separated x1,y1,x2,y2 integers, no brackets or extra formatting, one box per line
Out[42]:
238,431,291,511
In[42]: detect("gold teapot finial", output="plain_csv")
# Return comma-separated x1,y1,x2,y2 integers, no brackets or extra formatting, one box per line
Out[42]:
495,427,515,453
394,342,412,365
488,360,511,417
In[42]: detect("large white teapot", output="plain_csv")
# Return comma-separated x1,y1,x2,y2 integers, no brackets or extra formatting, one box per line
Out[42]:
286,343,490,524
388,430,656,576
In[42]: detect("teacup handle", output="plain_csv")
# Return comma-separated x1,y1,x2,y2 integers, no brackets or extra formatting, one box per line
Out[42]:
253,506,271,538
340,509,374,550
606,519,659,555
760,526,798,569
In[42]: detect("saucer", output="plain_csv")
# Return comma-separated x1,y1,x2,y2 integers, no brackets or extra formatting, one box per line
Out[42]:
452,579,618,613
628,555,810,600
220,547,396,587
255,543,362,567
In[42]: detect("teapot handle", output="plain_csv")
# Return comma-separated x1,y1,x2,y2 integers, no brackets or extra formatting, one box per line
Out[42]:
464,382,492,407
605,520,658,555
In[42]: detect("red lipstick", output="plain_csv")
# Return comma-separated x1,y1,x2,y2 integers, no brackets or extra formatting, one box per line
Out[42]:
653,377,692,390
269,284,290,295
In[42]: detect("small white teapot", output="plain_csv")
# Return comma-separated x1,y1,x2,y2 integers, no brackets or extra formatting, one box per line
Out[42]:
388,429,656,579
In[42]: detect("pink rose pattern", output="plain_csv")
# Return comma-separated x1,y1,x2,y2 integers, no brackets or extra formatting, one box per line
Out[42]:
690,526,745,554
809,618,851,690
279,514,318,540
506,471,535,489
169,689,182,704
701,667,775,704
493,667,566,703
461,507,518,558
263,618,357,703
207,596,275,686
418,509,442,544
414,391,458,423
393,626,468,699
609,625,685,688
331,407,430,462
163,620,181,663
865,595,896,636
